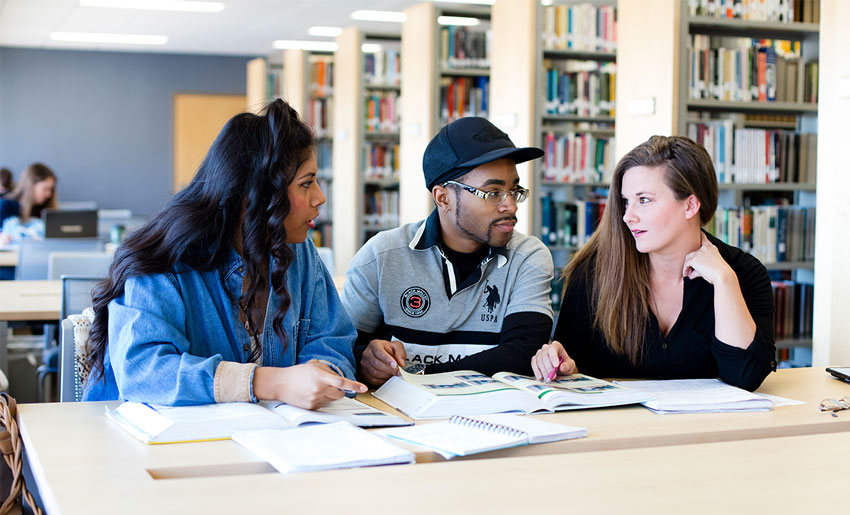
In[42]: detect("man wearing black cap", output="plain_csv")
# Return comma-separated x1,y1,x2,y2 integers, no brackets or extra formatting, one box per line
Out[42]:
341,117,554,386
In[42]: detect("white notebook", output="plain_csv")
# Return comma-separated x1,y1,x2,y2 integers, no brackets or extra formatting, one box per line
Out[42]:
232,421,415,474
614,378,774,413
379,413,588,459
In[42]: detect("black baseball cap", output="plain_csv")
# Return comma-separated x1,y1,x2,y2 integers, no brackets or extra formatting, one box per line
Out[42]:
422,117,544,190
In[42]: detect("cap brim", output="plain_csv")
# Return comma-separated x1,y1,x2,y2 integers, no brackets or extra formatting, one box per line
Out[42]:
456,146,544,170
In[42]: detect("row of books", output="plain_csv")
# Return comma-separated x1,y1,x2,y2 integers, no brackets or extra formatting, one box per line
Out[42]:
541,132,615,184
265,67,283,101
539,196,606,248
364,189,399,228
315,177,332,224
688,0,820,23
544,61,616,117
308,219,332,249
541,4,617,52
771,280,813,340
689,36,818,103
708,205,816,264
363,142,400,181
364,49,401,86
439,76,489,126
306,97,332,137
364,91,400,133
440,26,491,69
309,58,333,98
316,141,332,180
687,121,817,184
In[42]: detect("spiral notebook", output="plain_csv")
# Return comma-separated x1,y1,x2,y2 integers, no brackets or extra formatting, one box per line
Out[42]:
379,414,587,459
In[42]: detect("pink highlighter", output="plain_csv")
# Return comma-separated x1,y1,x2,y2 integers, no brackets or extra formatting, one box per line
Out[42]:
545,356,565,383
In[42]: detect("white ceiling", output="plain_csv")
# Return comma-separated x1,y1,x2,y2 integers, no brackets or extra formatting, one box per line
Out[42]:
0,0,479,56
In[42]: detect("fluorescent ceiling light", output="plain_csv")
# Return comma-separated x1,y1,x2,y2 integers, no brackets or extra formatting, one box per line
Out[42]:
308,26,343,37
438,16,481,26
361,43,383,53
540,0,554,5
350,10,406,23
50,32,168,45
79,0,225,12
272,40,338,52
434,0,493,4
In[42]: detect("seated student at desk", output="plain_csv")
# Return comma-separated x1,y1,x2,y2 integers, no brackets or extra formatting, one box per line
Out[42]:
83,99,366,408
341,117,554,386
532,136,775,391
0,162,57,244
0,167,14,196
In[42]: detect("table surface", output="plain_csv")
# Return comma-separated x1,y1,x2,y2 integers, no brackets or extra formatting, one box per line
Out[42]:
17,367,850,513
0,279,61,321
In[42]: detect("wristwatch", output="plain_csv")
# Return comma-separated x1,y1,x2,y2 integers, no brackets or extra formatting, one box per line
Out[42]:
402,363,426,375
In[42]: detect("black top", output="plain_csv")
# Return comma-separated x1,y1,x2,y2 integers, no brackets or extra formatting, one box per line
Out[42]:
554,231,776,391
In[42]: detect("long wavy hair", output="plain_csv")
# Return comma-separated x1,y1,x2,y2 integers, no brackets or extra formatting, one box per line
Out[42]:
6,163,57,221
87,99,314,380
563,135,718,365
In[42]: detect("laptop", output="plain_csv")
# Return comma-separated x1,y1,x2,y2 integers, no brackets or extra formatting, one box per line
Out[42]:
43,209,99,238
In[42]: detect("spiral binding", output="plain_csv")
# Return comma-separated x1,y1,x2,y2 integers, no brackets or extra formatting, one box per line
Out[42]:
448,415,529,440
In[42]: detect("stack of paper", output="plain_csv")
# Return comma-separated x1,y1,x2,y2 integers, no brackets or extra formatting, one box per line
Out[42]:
614,379,774,413
233,421,415,473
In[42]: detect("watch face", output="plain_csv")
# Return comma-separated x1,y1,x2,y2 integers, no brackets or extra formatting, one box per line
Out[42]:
403,364,426,375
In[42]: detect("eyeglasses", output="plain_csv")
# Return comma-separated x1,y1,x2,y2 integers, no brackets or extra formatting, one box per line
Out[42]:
442,180,529,205
819,396,850,417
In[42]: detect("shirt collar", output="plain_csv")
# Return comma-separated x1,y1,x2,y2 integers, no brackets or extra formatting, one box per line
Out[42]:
409,208,509,268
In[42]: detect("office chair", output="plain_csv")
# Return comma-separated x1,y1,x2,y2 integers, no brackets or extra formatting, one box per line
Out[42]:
57,277,102,402
16,238,105,280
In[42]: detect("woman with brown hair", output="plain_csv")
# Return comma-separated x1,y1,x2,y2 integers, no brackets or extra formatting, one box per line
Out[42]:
531,136,775,391
0,163,57,243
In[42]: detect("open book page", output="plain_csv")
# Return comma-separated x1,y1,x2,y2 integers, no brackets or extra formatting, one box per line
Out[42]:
373,369,540,419
232,421,415,474
260,397,412,427
613,379,774,413
493,373,651,410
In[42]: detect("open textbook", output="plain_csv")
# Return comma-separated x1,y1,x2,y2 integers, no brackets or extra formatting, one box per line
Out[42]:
613,378,775,413
106,396,411,444
233,422,415,474
379,413,588,459
373,369,650,419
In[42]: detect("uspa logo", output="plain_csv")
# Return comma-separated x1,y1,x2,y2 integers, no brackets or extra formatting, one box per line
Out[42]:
400,286,430,318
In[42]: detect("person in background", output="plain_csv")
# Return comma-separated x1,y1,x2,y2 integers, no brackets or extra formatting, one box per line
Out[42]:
532,136,775,391
0,163,57,244
0,167,13,196
342,117,554,387
83,99,366,408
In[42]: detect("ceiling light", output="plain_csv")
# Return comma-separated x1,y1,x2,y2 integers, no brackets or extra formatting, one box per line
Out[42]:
79,0,225,12
434,0,493,4
361,43,383,53
272,40,338,52
308,26,343,37
540,0,554,5
350,10,406,23
50,32,168,45
437,16,481,26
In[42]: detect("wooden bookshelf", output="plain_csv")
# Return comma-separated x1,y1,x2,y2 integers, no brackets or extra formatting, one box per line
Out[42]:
332,28,401,272
399,2,492,226
246,56,283,114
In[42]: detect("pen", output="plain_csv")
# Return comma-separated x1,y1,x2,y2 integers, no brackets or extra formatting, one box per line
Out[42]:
545,356,564,384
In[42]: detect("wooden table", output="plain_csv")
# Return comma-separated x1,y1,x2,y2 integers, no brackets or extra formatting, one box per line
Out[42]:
0,250,16,267
18,392,850,514
360,367,850,462
0,280,61,375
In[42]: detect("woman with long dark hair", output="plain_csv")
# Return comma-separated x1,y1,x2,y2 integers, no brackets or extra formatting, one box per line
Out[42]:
0,163,57,244
83,99,366,408
531,136,775,391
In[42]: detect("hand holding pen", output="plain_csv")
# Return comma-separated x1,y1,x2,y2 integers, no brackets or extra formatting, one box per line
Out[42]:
531,340,577,383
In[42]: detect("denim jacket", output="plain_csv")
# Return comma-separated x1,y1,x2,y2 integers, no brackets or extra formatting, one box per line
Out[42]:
83,239,357,404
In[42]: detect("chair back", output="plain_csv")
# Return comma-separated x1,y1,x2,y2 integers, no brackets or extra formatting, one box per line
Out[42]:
15,238,105,280
48,251,113,280
59,318,80,402
61,276,102,320
317,246,335,275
